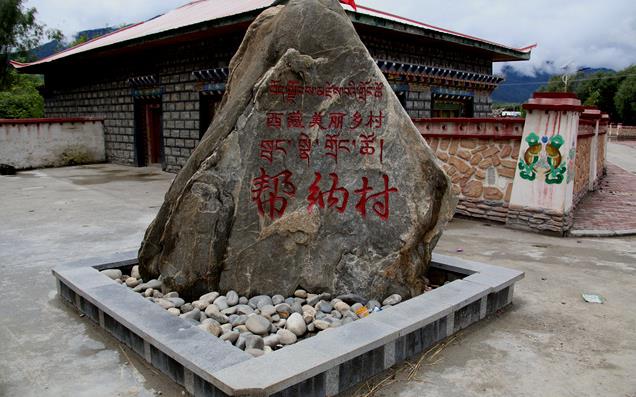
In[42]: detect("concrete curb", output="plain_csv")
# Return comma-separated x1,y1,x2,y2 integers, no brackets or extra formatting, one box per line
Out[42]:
52,253,524,397
569,229,636,238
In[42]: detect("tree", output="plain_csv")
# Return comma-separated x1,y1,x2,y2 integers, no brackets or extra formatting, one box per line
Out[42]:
575,71,620,120
0,0,61,118
69,33,89,47
539,65,636,124
615,74,636,125
0,0,61,89
0,68,43,118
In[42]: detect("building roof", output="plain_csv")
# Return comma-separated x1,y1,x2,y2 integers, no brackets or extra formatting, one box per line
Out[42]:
11,0,533,72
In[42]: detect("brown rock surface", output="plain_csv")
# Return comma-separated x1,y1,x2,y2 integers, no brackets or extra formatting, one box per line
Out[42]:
500,144,512,157
449,157,471,174
138,0,455,300
484,187,504,200
462,180,483,198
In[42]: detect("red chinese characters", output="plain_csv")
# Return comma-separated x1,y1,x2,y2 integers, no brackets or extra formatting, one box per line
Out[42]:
253,103,394,220
328,112,347,130
260,111,387,165
350,111,363,130
309,112,326,130
354,174,398,221
307,172,349,213
266,112,284,129
251,168,297,220
287,111,304,129
366,111,384,129
307,173,398,220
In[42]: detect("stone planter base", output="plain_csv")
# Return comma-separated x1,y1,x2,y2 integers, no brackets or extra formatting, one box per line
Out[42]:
53,252,523,397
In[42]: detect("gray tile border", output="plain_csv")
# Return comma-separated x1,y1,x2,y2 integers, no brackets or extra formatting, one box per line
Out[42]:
52,252,524,396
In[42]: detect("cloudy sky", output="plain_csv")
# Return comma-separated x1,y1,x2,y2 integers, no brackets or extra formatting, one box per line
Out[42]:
25,0,636,75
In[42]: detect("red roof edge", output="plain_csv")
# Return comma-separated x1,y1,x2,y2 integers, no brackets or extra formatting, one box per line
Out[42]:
11,21,144,69
12,1,533,70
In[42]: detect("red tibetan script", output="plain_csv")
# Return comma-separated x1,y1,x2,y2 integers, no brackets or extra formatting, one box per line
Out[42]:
268,80,384,103
324,134,354,164
259,139,290,164
251,168,296,220
260,133,383,165
298,133,313,166
359,132,384,162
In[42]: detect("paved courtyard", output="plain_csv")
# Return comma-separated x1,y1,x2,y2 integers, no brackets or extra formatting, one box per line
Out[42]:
571,141,636,235
1,162,635,397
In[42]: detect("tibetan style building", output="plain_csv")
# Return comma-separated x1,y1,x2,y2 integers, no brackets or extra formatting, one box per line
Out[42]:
12,0,532,172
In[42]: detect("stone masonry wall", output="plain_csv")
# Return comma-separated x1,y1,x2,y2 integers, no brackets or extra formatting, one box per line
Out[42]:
43,28,497,172
573,134,592,206
597,131,606,181
426,136,521,222
45,81,135,165
44,34,244,171
505,205,574,235
415,118,524,223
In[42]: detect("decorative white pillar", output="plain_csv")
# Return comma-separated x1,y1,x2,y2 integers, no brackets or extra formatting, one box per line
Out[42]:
506,93,584,235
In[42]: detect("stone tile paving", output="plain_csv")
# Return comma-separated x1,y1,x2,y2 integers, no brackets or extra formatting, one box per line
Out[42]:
571,163,636,233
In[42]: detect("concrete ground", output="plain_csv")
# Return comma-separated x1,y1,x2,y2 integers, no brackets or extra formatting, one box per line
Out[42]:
609,141,636,173
1,163,635,397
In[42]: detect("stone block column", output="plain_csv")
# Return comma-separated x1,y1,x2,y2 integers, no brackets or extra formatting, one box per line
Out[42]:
506,93,584,235
581,107,602,191
601,113,610,169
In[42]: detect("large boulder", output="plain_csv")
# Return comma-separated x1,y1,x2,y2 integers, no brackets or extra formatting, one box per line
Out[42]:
139,0,455,300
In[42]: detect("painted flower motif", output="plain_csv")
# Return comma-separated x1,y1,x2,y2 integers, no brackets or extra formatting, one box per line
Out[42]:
519,132,568,184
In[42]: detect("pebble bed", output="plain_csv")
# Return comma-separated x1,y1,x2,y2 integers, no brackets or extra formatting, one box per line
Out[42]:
100,266,434,358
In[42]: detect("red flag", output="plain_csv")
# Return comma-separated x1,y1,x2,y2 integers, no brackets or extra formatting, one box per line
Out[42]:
340,0,357,11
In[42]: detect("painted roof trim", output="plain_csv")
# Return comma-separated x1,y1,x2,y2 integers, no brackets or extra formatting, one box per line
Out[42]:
11,0,533,71
351,4,533,58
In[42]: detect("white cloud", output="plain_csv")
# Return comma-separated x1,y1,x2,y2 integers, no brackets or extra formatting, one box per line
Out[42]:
25,0,636,74
360,0,636,75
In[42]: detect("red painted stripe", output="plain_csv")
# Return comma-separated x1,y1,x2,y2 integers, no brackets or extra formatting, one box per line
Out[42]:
421,133,522,140
523,104,586,112
412,117,525,124
11,22,144,68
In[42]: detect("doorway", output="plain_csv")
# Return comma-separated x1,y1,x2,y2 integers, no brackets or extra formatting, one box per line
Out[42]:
134,99,163,167
431,97,474,118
